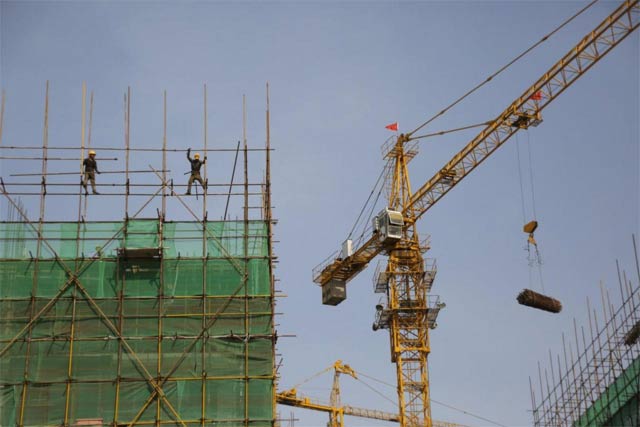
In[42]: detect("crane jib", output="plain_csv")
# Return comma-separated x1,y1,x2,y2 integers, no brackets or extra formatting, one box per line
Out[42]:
313,0,639,292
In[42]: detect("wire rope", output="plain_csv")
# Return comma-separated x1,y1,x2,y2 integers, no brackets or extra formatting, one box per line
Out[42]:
526,130,538,220
408,0,600,137
353,375,398,407
358,167,387,241
410,120,493,141
347,165,387,240
355,370,507,426
525,130,547,293
515,133,527,224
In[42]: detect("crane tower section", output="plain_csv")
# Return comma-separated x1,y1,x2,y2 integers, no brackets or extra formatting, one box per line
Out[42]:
375,134,444,427
312,2,639,427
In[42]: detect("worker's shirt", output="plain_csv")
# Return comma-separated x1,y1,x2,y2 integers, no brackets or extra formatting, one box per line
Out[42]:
83,157,98,173
189,159,204,174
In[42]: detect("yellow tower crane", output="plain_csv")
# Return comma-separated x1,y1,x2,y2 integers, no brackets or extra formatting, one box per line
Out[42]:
312,2,639,426
329,360,358,427
276,360,466,427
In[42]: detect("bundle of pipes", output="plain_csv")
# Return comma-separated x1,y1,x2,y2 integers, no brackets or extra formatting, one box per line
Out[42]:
623,320,640,346
516,289,562,313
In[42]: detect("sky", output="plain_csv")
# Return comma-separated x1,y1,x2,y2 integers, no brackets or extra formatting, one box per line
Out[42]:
0,1,639,426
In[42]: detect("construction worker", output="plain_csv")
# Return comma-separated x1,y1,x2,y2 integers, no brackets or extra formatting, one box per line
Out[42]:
82,150,100,195
186,148,206,195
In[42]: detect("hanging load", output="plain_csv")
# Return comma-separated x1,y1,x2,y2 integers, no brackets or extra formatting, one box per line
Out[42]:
517,288,562,313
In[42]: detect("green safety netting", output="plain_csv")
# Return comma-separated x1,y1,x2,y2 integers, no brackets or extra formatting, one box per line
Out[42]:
573,356,640,427
0,219,274,426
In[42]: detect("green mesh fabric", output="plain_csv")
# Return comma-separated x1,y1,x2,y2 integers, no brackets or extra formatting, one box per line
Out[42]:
0,219,274,426
574,356,640,427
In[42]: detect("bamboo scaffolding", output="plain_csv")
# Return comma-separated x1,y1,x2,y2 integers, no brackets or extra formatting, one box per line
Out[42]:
0,85,278,426
1,191,263,196
0,156,118,160
265,81,279,422
531,236,640,426
243,94,250,427
0,145,271,152
201,83,209,427
0,182,263,187
18,80,49,426
10,169,169,176
83,90,94,218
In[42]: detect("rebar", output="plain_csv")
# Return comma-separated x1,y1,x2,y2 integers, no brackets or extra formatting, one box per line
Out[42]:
517,288,562,313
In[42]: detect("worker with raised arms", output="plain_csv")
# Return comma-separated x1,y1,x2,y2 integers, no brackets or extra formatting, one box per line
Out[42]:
82,150,100,195
186,148,206,195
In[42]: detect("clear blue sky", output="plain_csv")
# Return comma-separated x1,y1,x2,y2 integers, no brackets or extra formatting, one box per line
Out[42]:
0,1,638,426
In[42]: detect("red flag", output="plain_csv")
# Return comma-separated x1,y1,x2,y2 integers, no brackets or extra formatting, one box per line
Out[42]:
532,91,543,101
385,122,398,131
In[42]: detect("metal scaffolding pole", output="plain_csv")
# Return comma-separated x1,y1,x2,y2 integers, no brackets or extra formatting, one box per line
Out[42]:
0,85,278,426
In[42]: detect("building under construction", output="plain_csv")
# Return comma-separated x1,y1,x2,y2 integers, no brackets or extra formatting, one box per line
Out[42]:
530,239,640,426
0,85,277,426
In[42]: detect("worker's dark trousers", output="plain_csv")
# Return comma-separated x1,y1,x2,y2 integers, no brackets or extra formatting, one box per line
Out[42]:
187,173,205,193
83,171,97,193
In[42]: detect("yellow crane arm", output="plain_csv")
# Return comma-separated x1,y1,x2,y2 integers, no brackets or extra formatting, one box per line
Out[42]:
313,0,639,288
277,391,336,415
277,391,466,427
407,0,639,224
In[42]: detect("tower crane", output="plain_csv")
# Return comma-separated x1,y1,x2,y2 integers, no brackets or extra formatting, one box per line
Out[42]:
312,2,639,427
276,360,466,427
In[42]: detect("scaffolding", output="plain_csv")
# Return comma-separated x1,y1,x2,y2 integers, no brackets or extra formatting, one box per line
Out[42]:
530,238,640,426
0,83,278,426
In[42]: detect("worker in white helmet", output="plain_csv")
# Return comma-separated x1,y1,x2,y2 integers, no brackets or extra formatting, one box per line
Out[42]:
82,150,100,195
186,148,206,195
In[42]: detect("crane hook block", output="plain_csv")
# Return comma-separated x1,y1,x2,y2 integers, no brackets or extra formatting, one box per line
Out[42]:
523,220,538,234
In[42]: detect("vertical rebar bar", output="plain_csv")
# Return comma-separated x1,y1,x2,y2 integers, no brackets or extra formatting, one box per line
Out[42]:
203,84,208,218
243,94,250,427
157,89,167,425
0,89,5,146
162,90,167,219
125,87,131,218
19,80,50,426
83,91,94,218
265,82,277,423
157,218,164,426
66,82,86,421
201,82,208,427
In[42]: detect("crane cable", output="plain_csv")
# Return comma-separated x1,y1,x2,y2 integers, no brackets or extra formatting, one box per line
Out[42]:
515,133,527,225
526,130,538,221
359,165,387,239
410,120,493,141
287,365,334,392
350,0,601,241
407,0,600,138
355,371,507,427
515,131,545,293
346,161,388,241
288,365,507,427
526,130,546,293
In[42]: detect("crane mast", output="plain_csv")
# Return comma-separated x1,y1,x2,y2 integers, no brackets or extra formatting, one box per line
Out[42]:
312,2,639,427
384,134,439,427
